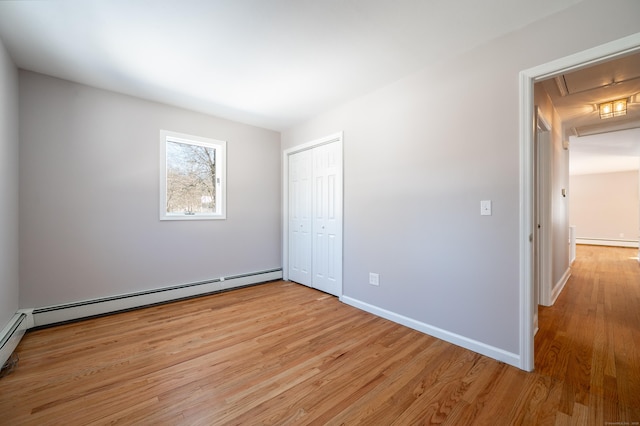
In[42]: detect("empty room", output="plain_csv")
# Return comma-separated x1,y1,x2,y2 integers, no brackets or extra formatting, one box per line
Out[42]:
1,1,639,424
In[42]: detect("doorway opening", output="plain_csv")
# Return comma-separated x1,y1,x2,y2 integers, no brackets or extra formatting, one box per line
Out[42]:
519,33,640,372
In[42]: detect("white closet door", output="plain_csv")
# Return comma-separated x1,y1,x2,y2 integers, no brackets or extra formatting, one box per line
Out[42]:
312,142,342,296
288,149,312,286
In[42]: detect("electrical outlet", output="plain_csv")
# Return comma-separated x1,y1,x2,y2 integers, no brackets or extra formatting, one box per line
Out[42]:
369,273,379,286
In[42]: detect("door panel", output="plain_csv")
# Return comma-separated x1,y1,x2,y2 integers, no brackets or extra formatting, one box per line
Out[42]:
287,139,342,297
288,150,312,286
312,142,342,296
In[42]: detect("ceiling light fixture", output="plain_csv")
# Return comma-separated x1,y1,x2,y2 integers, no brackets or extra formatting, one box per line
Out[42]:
599,98,627,119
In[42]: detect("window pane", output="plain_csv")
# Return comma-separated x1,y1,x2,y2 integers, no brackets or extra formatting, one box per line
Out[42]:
166,140,217,215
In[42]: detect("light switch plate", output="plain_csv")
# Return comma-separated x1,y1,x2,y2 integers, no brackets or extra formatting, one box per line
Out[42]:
369,273,379,286
481,200,492,216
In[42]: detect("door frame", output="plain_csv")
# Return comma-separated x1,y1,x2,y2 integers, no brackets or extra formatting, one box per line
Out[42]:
518,33,640,371
535,112,552,310
282,132,344,296
533,110,552,335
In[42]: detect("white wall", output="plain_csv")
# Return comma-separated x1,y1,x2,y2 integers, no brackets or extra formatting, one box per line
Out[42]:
535,82,571,293
0,37,19,330
282,0,640,360
550,117,571,283
19,71,282,308
570,170,639,242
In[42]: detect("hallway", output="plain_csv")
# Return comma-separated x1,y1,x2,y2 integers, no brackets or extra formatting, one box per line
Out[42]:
535,244,640,423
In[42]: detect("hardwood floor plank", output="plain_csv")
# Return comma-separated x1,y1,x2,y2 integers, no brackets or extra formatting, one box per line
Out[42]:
224,324,420,424
1,246,639,424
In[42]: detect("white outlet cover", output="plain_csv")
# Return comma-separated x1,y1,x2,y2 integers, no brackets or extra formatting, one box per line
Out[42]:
369,273,379,286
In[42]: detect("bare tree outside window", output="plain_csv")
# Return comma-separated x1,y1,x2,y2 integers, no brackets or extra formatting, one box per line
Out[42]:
160,130,226,220
166,141,216,214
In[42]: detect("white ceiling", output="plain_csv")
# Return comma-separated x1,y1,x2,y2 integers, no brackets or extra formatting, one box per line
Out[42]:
569,128,640,175
541,53,640,175
542,53,640,138
0,0,583,131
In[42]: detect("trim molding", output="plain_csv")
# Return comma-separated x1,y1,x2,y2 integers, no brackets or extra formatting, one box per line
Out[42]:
550,268,571,306
576,238,639,248
536,120,553,307
32,269,282,328
0,310,34,368
340,295,520,368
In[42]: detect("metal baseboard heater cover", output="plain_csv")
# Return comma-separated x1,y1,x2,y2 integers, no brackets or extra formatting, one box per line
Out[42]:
0,311,34,371
32,269,283,328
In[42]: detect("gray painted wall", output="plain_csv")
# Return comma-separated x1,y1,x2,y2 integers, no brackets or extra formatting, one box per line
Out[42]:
282,0,640,356
19,71,282,308
0,37,19,329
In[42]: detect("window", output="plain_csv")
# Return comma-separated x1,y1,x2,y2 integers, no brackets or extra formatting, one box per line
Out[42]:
160,130,226,220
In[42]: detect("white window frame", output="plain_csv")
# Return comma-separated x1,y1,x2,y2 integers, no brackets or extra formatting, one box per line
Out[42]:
159,130,227,220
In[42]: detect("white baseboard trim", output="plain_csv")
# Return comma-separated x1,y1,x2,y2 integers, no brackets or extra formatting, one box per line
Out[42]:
339,295,520,368
576,238,639,248
32,269,282,328
550,267,571,306
0,310,34,368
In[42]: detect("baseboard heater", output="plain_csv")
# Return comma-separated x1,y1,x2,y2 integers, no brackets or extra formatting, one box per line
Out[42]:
32,268,282,328
0,311,34,371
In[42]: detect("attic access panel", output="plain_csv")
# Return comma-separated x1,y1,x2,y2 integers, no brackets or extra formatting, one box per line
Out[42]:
560,53,640,95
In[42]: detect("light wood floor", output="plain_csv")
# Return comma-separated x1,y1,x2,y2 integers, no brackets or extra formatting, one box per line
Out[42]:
1,245,638,425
